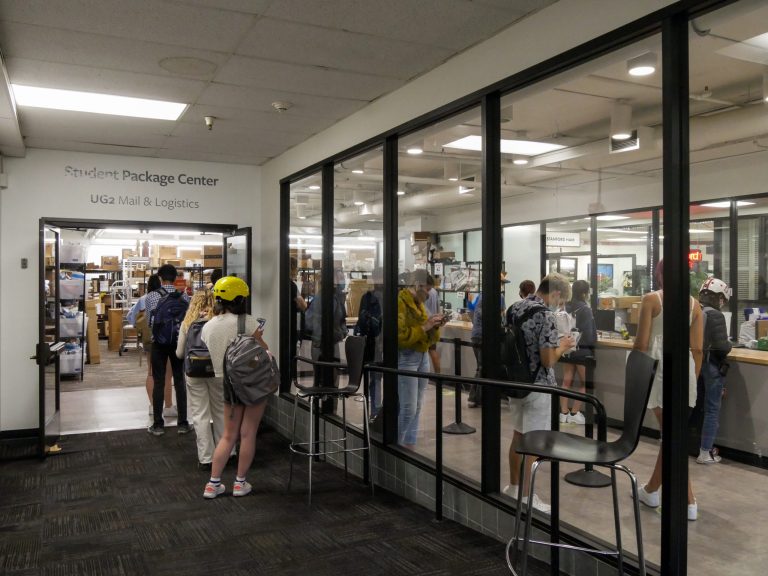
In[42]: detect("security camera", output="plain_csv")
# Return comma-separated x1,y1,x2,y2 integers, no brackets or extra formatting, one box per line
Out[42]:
204,116,215,130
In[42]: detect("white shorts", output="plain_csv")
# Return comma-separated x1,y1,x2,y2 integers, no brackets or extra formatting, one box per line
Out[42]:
509,391,552,434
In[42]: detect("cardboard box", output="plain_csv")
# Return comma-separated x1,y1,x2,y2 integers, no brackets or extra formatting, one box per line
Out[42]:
614,296,641,309
410,231,432,244
598,297,615,310
204,257,223,268
411,241,428,255
163,259,183,268
159,245,177,260
180,249,202,260
433,251,455,260
107,308,124,352
101,255,119,269
757,319,768,340
629,303,640,325
122,249,138,259
204,245,223,257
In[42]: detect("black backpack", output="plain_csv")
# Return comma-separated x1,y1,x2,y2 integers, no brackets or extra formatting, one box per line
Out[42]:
500,304,547,398
223,315,280,405
151,288,189,347
184,320,214,377
354,291,382,337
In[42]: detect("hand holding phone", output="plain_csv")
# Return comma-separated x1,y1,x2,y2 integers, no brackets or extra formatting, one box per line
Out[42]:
257,317,267,330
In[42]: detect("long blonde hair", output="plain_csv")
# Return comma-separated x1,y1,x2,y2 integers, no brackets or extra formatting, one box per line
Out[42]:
182,289,215,331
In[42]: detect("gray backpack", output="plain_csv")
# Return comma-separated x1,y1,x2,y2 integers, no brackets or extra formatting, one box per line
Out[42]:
223,314,279,405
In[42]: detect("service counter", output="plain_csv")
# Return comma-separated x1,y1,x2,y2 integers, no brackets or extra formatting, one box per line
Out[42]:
593,337,768,459
435,321,768,461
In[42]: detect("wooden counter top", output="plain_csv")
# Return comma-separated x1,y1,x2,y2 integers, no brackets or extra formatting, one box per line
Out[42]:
596,337,768,366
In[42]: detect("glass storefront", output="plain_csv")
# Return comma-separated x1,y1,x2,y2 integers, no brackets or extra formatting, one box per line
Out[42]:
280,3,768,574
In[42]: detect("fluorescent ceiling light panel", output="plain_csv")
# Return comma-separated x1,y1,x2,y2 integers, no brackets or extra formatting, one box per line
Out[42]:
700,200,755,208
444,135,565,156
596,215,631,221
12,84,187,120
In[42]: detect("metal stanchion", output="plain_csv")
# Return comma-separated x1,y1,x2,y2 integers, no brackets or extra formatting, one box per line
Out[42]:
443,337,476,435
564,358,611,487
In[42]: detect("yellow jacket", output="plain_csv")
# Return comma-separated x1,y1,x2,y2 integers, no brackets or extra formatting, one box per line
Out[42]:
398,288,440,352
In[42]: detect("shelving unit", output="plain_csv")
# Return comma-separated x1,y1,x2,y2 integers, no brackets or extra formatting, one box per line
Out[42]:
434,260,482,313
58,263,87,379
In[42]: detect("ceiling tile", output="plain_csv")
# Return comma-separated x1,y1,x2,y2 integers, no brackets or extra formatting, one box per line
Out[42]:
160,147,268,165
180,103,332,136
22,137,162,157
237,18,453,79
0,23,229,80
216,56,401,101
0,0,257,52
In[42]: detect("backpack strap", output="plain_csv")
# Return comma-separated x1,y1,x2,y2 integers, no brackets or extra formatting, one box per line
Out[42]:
237,313,246,336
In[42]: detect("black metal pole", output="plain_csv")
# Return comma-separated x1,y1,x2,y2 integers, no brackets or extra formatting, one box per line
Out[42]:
443,338,475,434
435,378,443,521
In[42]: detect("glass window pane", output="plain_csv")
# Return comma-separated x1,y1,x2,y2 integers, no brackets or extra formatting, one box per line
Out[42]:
289,173,322,395
397,106,483,475
500,33,663,568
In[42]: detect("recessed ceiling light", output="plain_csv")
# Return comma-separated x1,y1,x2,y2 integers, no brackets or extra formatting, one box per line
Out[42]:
627,52,656,76
352,169,364,174
458,186,475,195
701,200,755,208
611,102,633,141
513,155,529,165
444,135,565,155
407,147,423,155
12,84,187,120
308,185,320,190
596,215,631,221
396,190,405,196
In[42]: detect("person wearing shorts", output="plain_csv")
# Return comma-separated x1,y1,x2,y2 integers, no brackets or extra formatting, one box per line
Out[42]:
504,273,574,513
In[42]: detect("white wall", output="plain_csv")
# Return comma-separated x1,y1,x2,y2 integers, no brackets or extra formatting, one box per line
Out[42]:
0,149,260,431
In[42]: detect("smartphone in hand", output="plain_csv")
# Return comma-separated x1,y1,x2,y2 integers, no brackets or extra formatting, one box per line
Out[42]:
257,317,267,330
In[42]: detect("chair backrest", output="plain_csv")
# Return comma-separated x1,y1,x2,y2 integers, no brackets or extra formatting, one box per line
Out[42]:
344,335,366,392
613,350,658,458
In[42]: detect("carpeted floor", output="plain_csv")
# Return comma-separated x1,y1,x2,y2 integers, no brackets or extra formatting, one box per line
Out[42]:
0,425,547,576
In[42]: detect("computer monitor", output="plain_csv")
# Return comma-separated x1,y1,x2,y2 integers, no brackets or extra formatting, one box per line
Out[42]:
595,309,616,332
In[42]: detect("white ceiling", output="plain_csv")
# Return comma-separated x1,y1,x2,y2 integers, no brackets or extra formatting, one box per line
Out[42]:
0,0,556,165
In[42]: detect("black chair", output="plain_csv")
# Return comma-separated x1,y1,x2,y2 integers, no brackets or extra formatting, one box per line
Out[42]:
288,335,373,504
509,350,658,576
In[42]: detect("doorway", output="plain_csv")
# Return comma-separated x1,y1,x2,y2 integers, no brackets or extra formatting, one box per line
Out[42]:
38,218,249,450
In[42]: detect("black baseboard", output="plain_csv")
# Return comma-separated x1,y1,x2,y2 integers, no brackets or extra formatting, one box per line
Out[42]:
0,428,37,440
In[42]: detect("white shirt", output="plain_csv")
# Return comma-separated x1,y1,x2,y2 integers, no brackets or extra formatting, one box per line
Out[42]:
201,312,260,377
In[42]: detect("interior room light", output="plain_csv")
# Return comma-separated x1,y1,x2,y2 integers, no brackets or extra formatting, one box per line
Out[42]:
458,186,475,195
444,135,565,155
359,203,373,216
611,102,633,141
512,155,529,166
444,160,460,181
596,214,631,221
701,200,755,208
406,146,423,155
12,84,187,120
627,52,657,76
352,190,365,206
296,205,307,219
396,190,406,196
308,185,320,190
352,169,364,174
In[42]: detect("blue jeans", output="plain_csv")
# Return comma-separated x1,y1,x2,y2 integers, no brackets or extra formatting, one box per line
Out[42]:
398,348,430,445
700,359,724,451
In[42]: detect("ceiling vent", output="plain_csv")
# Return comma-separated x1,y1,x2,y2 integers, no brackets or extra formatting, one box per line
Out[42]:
609,126,653,154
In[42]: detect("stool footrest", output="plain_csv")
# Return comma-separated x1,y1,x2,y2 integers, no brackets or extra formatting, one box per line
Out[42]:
512,537,621,556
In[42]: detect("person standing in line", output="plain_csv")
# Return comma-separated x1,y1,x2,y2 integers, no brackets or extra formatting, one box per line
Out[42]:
468,272,510,408
289,257,308,380
696,277,732,465
424,274,442,378
176,289,223,470
634,260,703,521
559,279,597,424
146,264,191,436
505,273,575,513
354,270,383,419
201,276,269,499
127,273,174,418
397,269,444,448
519,279,536,300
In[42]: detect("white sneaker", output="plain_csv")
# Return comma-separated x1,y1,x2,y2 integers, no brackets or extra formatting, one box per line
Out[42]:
163,405,177,418
696,448,722,464
637,485,660,508
688,501,698,521
502,484,519,498
558,412,568,423
566,411,585,425
502,485,551,514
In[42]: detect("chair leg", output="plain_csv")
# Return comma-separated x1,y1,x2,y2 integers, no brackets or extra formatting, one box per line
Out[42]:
616,464,646,576
609,467,625,574
342,395,348,481
288,392,300,492
510,456,528,572
362,394,374,495
520,458,544,576
308,396,314,506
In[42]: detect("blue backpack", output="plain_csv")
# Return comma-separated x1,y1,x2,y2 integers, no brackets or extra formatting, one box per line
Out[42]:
151,288,188,347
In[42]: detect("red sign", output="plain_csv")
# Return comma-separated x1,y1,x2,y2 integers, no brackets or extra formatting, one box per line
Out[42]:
688,249,703,269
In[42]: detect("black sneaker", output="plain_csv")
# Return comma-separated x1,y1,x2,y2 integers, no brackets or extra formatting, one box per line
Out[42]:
177,423,193,435
198,462,212,471
147,424,165,436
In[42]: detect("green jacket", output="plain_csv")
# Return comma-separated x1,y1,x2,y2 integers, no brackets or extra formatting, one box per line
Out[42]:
398,288,440,352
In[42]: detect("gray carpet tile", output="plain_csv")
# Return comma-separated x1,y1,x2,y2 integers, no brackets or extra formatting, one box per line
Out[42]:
0,426,548,576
